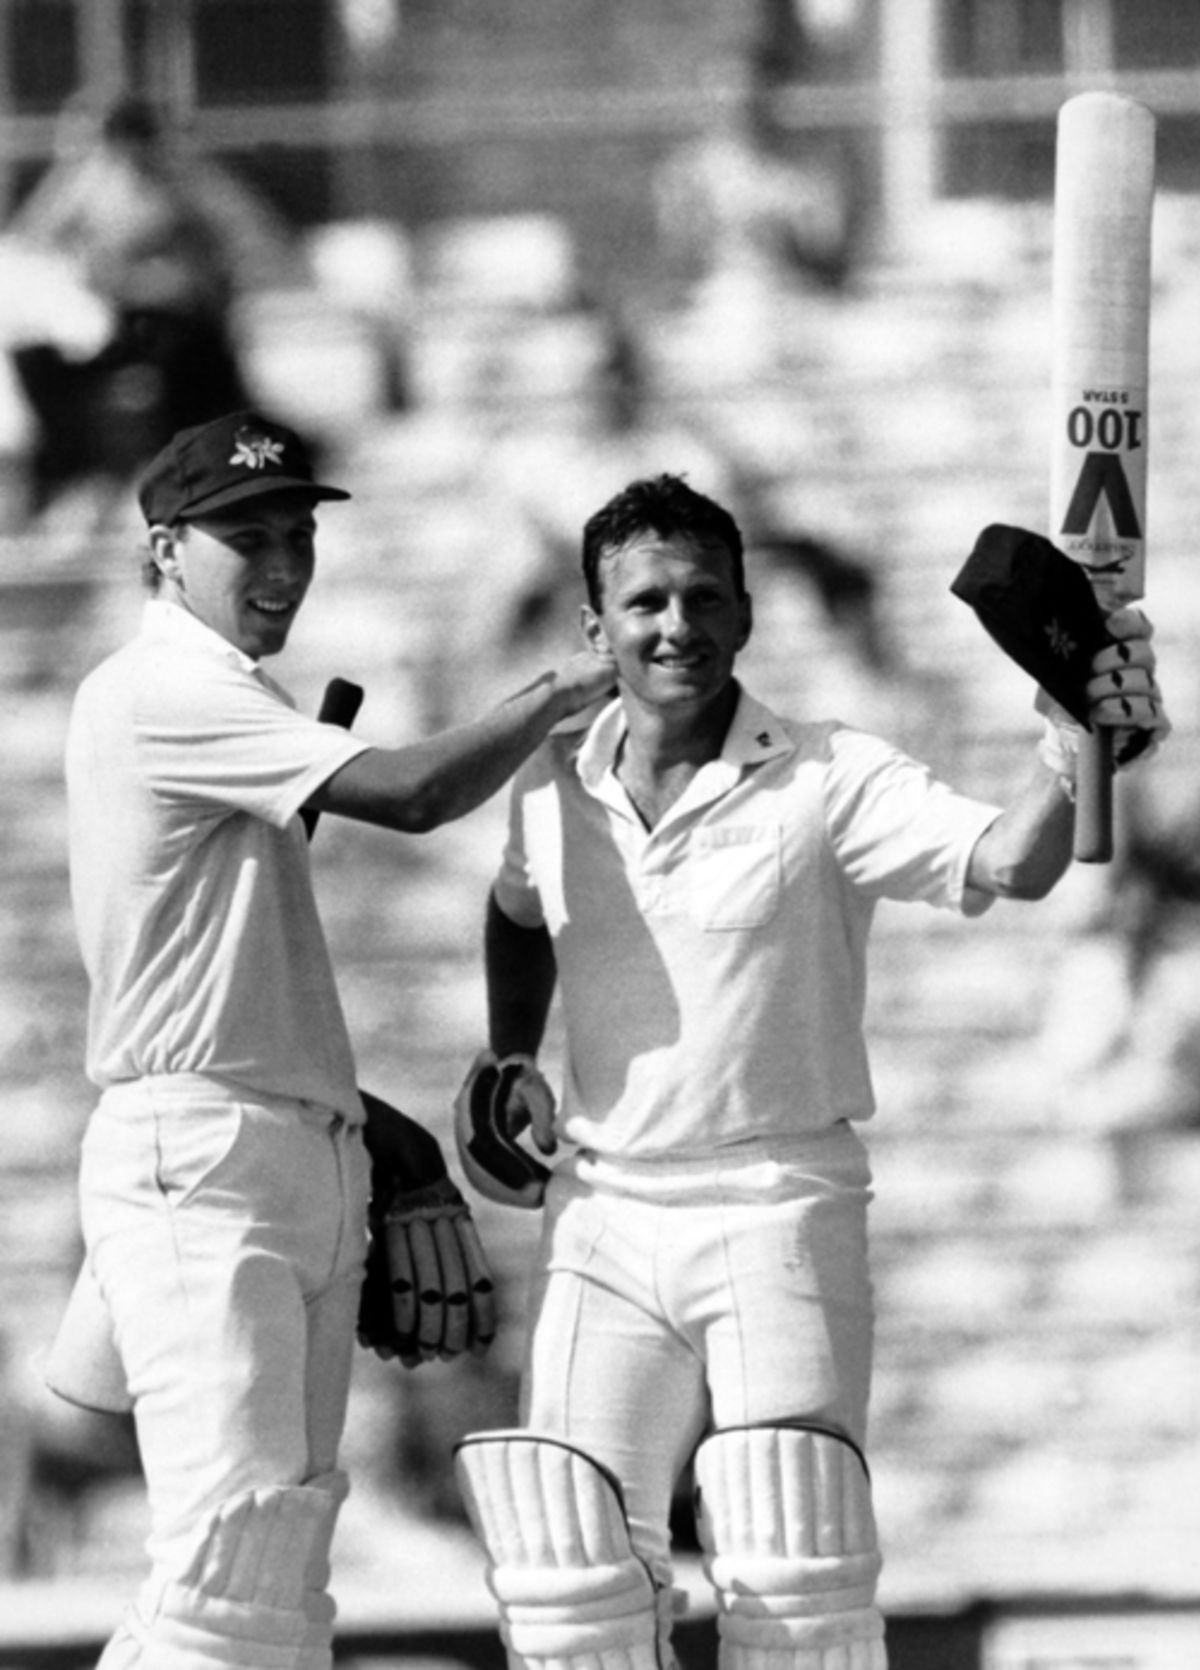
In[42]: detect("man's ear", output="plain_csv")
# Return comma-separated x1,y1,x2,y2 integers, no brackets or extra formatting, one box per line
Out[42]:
737,592,754,650
149,524,182,584
580,602,610,656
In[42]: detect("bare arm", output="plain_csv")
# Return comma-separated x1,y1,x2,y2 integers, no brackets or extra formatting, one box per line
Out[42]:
966,760,1075,900
308,652,612,833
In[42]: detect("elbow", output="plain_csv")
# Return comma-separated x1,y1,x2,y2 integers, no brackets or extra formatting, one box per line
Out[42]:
387,787,450,835
1000,872,1057,903
368,761,460,834
983,856,1061,902
969,810,1073,903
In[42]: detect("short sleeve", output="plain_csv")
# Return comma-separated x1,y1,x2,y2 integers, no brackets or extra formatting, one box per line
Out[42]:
492,758,549,929
824,727,1001,912
135,650,370,828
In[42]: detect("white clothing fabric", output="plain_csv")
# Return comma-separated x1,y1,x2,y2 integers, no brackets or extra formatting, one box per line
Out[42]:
520,1127,876,1586
66,598,370,1118
65,595,375,1666
494,688,999,1158
80,1075,370,1575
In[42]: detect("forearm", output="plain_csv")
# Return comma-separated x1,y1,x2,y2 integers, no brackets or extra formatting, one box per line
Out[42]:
485,890,557,1056
966,757,1076,900
311,672,578,833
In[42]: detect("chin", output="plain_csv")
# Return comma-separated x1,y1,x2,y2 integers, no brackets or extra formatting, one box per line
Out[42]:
247,622,293,657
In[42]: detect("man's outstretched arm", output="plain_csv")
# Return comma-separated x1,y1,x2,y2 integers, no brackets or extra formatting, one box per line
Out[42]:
310,651,613,834
968,605,1168,900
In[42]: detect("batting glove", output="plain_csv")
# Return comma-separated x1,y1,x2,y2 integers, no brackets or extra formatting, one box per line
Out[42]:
453,1049,555,1209
357,1089,497,1366
1037,605,1169,785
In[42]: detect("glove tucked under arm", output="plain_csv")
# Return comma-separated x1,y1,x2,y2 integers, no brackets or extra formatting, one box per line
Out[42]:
357,1089,497,1366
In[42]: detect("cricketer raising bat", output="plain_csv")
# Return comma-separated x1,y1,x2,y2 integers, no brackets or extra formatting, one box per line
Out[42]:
44,675,365,1414
1050,91,1156,863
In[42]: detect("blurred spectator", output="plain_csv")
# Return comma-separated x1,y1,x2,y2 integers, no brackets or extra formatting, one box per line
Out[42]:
655,91,857,300
1037,771,1200,1133
1,94,293,518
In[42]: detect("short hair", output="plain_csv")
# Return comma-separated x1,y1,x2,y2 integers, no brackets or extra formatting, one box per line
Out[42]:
581,474,745,609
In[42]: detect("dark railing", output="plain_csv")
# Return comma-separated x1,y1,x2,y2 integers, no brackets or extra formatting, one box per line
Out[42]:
2,65,1200,163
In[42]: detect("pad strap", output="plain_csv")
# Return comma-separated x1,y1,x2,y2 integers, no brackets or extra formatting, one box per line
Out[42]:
695,1426,887,1670
109,1473,347,1670
455,1431,668,1670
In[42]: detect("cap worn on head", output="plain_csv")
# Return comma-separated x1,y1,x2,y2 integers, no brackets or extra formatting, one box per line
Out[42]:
137,410,351,527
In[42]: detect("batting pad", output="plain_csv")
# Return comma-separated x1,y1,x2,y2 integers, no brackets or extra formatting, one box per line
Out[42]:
694,1426,887,1670
455,1431,666,1670
116,1471,348,1669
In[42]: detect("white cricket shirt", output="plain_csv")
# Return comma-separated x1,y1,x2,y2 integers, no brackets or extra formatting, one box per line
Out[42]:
494,689,1000,1157
66,599,371,1117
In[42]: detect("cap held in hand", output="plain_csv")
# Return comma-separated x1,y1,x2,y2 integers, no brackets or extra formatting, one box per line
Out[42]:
951,524,1111,728
138,409,351,526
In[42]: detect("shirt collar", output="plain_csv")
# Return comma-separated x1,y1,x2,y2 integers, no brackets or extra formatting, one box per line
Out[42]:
141,597,293,702
576,685,794,795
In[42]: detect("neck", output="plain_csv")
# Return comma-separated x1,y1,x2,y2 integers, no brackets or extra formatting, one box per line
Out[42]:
615,683,739,828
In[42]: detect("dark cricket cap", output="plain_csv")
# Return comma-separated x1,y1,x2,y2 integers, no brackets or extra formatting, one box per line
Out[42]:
951,524,1111,728
138,410,351,526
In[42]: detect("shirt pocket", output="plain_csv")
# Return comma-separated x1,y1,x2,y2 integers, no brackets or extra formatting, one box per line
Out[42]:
689,824,782,929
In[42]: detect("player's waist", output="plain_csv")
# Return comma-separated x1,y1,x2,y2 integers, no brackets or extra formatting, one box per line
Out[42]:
558,1121,871,1203
96,1072,366,1127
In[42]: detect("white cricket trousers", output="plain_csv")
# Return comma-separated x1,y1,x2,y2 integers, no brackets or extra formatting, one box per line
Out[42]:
78,1075,370,1665
520,1122,877,1587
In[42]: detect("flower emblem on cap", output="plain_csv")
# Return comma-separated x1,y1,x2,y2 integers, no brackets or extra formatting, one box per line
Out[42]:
230,429,285,471
1045,618,1078,661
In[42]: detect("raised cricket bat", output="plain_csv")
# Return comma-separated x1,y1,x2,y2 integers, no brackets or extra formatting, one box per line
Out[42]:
1050,91,1156,862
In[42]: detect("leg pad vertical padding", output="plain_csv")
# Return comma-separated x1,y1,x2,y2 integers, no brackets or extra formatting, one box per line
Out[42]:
455,1431,668,1670
106,1471,348,1670
694,1427,887,1670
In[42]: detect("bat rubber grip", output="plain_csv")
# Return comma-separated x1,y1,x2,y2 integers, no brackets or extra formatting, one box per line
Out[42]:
302,677,364,840
318,677,364,729
1074,728,1114,863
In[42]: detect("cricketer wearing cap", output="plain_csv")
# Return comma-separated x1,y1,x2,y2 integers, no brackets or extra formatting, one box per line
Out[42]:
450,475,1168,1670
61,410,615,1670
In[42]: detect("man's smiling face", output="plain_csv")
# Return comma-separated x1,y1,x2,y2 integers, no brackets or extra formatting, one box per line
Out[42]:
155,491,319,660
582,530,752,714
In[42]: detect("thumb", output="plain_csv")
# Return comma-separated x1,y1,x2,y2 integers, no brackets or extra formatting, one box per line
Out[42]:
520,1068,558,1156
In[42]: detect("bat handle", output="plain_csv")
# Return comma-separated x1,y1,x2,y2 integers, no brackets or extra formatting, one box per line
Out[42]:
302,677,365,841
1073,727,1114,863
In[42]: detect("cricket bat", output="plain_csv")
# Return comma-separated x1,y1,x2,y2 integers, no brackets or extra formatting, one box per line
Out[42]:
1050,91,1156,862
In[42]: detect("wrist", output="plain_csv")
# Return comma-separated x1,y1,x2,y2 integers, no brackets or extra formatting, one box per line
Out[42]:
489,1046,538,1069
1036,715,1078,800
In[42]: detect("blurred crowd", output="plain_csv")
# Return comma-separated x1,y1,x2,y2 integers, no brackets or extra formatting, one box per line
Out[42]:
0,95,294,529
2,67,1199,1611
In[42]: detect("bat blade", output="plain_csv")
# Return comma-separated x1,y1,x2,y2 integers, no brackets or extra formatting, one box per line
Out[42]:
1050,91,1155,862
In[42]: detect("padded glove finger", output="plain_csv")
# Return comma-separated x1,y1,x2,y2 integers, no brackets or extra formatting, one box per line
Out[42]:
431,1214,471,1357
457,1216,498,1352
